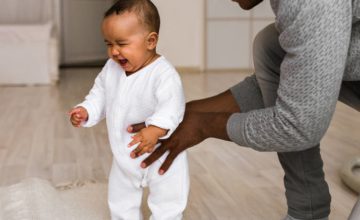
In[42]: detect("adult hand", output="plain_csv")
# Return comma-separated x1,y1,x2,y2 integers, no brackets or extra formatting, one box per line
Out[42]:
127,111,210,175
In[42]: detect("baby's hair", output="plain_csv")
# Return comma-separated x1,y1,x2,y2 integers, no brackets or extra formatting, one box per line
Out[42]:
104,0,160,34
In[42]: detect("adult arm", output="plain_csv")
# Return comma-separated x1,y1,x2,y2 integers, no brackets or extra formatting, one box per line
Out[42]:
187,89,241,113
228,1,352,151
132,1,353,173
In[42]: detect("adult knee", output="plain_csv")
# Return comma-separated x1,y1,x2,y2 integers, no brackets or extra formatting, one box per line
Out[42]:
253,23,284,77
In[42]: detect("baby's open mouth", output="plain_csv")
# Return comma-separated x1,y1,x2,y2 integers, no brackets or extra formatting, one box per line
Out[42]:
119,59,128,65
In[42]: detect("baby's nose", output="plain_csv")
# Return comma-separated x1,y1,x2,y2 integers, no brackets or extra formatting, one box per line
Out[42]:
111,47,120,56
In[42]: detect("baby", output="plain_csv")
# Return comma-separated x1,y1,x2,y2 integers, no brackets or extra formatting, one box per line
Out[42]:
68,0,189,219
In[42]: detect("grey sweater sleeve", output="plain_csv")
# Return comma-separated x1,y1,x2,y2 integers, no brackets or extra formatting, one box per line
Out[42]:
227,1,353,152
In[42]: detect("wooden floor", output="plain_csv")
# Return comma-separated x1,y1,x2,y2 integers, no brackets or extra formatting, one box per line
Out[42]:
0,67,358,219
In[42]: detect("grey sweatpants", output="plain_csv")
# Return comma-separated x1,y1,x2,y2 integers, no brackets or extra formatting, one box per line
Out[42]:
232,23,360,219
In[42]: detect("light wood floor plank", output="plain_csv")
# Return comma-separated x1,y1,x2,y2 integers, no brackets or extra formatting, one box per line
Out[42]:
0,68,358,219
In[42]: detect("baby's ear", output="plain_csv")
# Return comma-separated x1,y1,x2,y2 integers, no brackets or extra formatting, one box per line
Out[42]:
147,32,158,50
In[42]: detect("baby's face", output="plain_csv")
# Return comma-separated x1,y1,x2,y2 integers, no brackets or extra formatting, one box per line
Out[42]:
102,12,156,73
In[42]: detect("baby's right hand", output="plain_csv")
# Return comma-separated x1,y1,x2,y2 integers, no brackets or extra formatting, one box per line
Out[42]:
68,107,88,127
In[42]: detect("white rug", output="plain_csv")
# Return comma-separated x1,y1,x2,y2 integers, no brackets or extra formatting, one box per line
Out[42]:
0,178,110,220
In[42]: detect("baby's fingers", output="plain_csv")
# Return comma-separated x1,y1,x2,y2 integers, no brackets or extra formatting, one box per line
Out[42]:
71,114,81,122
131,143,155,158
68,108,81,116
70,118,81,127
128,135,142,147
72,113,80,120
130,142,147,158
75,114,87,121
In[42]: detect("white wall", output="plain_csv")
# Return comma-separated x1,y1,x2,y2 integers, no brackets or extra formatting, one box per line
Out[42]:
58,0,274,70
59,0,205,68
206,0,274,70
153,0,205,70
61,0,113,64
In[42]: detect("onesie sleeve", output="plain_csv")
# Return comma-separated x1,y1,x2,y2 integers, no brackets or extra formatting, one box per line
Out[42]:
227,1,352,152
77,62,109,127
145,68,185,139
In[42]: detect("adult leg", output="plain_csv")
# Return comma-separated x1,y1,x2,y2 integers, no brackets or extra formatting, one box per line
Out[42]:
279,147,331,220
253,24,331,219
108,159,144,220
340,20,360,111
339,81,360,111
147,152,189,220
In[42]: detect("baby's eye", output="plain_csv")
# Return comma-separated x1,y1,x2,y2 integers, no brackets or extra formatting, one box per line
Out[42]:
115,41,127,47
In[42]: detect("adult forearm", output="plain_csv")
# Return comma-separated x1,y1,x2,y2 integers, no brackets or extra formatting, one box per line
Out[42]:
187,90,240,113
199,112,232,141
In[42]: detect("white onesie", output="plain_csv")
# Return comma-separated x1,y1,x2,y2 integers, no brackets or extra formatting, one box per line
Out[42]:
78,56,189,220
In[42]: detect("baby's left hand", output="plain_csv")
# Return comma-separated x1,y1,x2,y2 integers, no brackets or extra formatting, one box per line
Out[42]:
127,125,167,158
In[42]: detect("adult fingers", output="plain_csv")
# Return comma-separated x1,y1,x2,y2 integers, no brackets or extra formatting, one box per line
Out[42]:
127,122,146,133
158,151,178,175
135,145,153,157
141,145,168,168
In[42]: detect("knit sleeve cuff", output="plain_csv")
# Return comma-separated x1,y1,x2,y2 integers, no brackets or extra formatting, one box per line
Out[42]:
145,117,174,140
230,75,264,113
226,112,251,147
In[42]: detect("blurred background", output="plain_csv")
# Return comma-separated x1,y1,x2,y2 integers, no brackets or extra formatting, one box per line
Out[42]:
0,0,275,85
0,0,358,219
